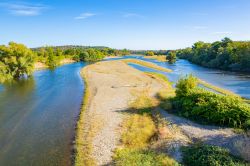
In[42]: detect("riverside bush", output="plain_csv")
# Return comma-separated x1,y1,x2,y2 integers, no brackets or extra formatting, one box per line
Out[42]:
173,75,250,129
114,148,178,166
182,144,247,166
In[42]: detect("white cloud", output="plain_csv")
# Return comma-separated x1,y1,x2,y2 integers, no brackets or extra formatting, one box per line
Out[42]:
212,31,233,35
123,13,144,18
74,13,97,20
0,3,47,16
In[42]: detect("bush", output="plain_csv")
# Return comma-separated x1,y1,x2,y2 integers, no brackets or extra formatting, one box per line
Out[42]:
182,144,247,166
114,148,178,166
173,75,250,129
175,75,198,97
121,114,156,148
174,88,250,128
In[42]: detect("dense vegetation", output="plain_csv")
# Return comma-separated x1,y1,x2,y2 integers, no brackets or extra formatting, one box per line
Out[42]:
114,148,177,166
0,42,130,83
0,42,34,82
175,38,250,72
182,144,247,166
35,46,130,67
166,51,177,63
172,75,250,129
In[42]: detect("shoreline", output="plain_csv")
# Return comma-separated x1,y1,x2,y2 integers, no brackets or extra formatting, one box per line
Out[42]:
34,58,76,70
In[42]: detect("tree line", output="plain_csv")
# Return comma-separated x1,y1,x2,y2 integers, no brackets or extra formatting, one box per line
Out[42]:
175,37,250,72
0,42,131,83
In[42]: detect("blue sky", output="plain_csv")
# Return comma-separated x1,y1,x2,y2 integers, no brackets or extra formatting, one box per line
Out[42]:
0,0,250,50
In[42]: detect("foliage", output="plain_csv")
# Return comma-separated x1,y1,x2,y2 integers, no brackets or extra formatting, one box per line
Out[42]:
0,42,34,82
176,37,250,72
175,75,198,97
182,144,247,166
121,114,156,148
114,148,178,166
173,75,250,129
146,51,155,56
81,49,105,62
166,51,177,63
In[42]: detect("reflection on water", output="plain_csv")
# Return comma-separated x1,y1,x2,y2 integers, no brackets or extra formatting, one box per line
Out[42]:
0,62,86,166
111,55,250,99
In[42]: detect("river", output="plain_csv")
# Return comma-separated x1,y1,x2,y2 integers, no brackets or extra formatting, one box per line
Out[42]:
0,62,86,166
0,56,249,165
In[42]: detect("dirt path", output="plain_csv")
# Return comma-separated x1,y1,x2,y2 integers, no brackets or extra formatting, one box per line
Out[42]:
82,61,165,165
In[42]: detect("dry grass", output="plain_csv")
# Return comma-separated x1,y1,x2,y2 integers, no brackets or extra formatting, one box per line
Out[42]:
114,89,179,165
75,69,103,166
144,55,167,62
122,59,172,72
121,114,156,148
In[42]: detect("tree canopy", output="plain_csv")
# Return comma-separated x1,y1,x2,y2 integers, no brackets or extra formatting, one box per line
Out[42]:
176,38,250,72
0,42,34,82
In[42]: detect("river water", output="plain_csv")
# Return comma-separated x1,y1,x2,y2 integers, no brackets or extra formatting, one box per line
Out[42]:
0,56,249,165
0,62,86,166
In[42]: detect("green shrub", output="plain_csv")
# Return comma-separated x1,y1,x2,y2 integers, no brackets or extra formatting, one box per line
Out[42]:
173,88,250,128
175,75,198,97
114,148,178,166
182,144,247,166
173,75,250,129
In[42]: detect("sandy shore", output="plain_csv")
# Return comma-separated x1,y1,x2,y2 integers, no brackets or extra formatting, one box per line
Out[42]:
34,58,76,70
81,60,165,165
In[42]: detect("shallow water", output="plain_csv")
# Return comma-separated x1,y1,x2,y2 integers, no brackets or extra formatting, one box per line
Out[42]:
108,55,250,99
0,62,86,166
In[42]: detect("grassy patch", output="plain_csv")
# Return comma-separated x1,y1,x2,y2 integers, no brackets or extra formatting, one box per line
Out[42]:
182,144,248,166
113,91,179,165
74,69,95,166
123,59,172,72
144,55,167,62
121,114,156,148
114,148,178,166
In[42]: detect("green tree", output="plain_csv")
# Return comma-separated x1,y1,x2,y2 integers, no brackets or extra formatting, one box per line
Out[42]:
166,51,177,63
0,42,34,81
146,51,154,56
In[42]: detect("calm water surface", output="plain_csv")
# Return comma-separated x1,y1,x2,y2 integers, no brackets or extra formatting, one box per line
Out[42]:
0,62,86,166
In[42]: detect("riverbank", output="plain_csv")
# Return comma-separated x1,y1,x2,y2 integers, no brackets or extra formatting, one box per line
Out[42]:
144,55,167,62
34,58,76,70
